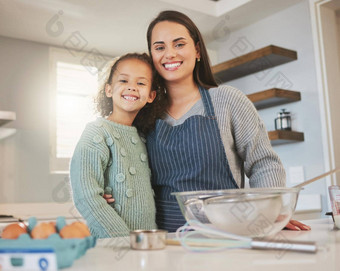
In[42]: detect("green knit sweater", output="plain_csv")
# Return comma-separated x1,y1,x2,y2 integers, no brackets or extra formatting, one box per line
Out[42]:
70,118,157,238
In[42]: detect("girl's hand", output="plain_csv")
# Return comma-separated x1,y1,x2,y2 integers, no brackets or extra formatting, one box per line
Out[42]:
284,219,311,231
103,194,115,203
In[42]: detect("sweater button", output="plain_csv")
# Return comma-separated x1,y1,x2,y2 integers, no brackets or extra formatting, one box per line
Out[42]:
140,153,147,162
93,135,103,144
104,186,112,194
126,189,133,198
116,173,125,183
106,137,114,146
129,167,136,175
120,148,127,157
131,137,138,144
113,131,121,139
115,204,122,212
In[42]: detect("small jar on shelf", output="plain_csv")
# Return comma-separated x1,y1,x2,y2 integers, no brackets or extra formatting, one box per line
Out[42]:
274,109,291,131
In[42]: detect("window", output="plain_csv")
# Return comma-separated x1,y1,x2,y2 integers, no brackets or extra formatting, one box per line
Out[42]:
49,48,104,173
56,62,98,158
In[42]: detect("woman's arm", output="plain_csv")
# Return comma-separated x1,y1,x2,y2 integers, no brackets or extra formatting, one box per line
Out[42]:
222,87,310,231
226,87,286,187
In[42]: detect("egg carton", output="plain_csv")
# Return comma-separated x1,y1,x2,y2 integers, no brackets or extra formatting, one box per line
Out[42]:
0,216,96,269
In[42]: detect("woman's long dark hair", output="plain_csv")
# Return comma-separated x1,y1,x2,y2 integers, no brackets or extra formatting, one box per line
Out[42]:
146,10,218,90
95,53,166,135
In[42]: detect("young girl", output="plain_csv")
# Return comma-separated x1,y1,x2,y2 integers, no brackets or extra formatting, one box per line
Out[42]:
70,53,165,238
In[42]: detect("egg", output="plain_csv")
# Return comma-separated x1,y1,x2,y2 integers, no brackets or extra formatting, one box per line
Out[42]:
1,223,27,239
59,221,91,239
31,222,57,239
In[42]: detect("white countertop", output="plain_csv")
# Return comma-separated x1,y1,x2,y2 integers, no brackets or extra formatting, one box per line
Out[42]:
66,218,340,271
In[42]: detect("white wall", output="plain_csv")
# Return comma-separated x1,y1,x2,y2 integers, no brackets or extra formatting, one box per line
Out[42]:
331,9,340,184
0,1,333,215
338,11,340,66
0,36,70,204
210,0,329,215
321,4,340,184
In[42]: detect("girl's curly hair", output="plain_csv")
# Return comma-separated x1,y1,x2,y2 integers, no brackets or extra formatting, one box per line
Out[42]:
95,53,167,135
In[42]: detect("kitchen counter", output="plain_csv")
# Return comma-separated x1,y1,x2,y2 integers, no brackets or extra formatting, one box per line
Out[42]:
66,218,339,271
0,202,82,221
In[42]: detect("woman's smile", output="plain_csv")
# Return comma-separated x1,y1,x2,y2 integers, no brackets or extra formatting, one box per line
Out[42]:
163,61,183,71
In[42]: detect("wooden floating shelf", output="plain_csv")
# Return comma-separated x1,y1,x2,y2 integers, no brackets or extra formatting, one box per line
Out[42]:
247,88,301,109
268,130,304,146
212,45,297,82
0,111,16,126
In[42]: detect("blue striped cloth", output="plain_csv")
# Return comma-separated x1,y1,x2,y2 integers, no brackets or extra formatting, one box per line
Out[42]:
147,86,238,232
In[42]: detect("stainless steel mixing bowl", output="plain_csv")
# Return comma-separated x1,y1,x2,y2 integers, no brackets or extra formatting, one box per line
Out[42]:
172,187,301,237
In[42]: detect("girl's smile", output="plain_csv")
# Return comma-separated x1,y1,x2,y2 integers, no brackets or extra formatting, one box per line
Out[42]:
122,93,139,101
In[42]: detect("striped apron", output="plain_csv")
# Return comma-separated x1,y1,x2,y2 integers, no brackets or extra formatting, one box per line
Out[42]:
147,86,238,232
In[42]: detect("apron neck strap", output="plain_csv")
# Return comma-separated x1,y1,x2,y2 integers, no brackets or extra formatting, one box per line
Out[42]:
199,85,216,118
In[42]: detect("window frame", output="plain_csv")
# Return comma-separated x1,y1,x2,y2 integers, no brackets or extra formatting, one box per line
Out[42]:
49,47,111,173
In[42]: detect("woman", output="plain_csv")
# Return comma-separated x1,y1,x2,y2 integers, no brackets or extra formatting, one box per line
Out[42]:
145,10,309,232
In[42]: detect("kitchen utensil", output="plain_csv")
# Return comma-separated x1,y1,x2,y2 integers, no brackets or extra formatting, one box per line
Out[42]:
172,168,340,237
130,229,168,250
173,187,299,237
203,193,282,236
166,220,317,253
293,168,340,188
328,184,340,229
166,238,316,252
0,215,20,223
